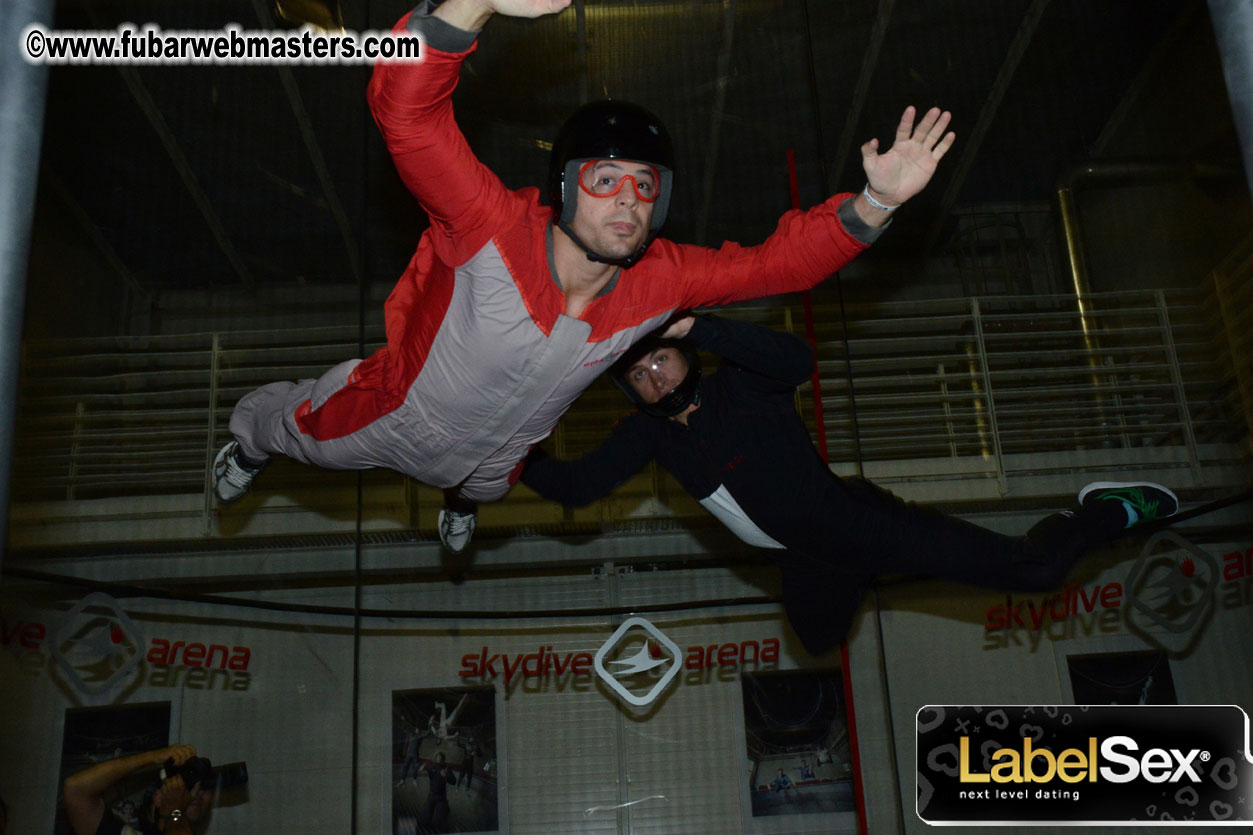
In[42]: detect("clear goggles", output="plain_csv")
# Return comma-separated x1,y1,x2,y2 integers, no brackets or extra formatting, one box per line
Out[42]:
625,347,685,388
578,160,661,203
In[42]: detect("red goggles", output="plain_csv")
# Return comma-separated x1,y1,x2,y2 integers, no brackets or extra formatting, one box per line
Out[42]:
577,160,661,203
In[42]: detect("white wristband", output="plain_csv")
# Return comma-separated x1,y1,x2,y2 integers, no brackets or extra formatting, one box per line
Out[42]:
862,185,899,211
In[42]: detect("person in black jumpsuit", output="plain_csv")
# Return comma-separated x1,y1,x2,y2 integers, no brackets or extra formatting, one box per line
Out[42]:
522,314,1178,655
420,752,455,832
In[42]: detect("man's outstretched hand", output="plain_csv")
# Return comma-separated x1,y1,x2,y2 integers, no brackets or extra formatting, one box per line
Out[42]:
860,106,956,208
435,0,572,30
485,0,572,17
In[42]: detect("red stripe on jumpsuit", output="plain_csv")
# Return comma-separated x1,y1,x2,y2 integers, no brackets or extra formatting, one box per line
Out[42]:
295,247,455,440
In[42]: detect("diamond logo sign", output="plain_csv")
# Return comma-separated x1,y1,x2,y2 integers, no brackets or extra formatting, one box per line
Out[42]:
593,617,682,707
1125,530,1219,635
49,592,145,696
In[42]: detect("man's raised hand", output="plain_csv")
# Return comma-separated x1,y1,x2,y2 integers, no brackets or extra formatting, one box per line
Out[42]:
435,0,571,31
486,0,572,17
860,106,956,207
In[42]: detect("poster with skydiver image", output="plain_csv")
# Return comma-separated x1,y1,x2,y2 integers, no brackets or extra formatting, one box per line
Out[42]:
741,669,858,829
391,686,498,835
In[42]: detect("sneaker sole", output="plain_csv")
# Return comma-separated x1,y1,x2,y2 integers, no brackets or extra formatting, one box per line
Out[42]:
213,442,259,504
212,444,236,504
1077,481,1178,515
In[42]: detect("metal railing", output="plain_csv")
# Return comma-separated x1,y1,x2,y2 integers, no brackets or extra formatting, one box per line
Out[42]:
1205,232,1253,449
798,290,1242,480
9,287,1249,546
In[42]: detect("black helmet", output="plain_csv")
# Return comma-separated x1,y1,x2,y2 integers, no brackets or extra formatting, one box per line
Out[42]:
549,101,675,266
610,336,701,418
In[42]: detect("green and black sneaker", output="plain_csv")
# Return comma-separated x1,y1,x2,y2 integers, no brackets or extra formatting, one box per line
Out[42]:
1077,482,1179,529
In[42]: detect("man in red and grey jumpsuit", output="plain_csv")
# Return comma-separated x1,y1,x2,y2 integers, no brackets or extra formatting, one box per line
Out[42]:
212,0,957,552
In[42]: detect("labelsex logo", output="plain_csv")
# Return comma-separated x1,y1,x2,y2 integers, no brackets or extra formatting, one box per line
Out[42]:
593,617,682,707
917,705,1253,825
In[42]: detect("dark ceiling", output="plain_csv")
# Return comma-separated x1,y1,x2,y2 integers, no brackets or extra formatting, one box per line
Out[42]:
29,0,1238,318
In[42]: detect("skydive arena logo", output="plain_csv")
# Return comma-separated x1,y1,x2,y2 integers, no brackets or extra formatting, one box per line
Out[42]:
50,592,145,695
917,705,1253,825
593,617,682,706
1125,530,1221,634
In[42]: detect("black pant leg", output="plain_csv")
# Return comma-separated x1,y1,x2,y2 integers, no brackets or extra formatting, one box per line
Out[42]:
827,478,1122,593
776,557,863,656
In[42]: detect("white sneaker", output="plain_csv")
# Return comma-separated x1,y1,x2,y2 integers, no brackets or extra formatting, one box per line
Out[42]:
438,508,477,553
212,441,266,503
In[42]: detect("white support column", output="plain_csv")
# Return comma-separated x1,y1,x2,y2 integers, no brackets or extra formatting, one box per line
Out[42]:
0,0,54,573
1208,0,1253,200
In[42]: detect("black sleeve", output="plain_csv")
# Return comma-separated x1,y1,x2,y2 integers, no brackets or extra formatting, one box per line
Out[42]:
683,314,813,389
521,414,660,507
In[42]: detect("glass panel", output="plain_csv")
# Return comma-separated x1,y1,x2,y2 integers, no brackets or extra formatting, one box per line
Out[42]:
4,0,1249,832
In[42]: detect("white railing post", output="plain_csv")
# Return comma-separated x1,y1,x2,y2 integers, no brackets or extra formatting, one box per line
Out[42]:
971,299,1008,494
1155,290,1202,482
938,362,958,458
202,332,221,535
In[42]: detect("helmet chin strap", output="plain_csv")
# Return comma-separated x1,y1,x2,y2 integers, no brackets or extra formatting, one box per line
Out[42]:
557,219,655,269
639,374,701,418
650,388,700,419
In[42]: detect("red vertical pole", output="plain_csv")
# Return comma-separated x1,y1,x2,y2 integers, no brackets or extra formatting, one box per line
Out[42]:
786,148,867,835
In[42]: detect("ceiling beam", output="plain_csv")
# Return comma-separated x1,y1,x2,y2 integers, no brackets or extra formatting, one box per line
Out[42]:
46,171,150,300
921,0,1051,259
828,0,896,196
252,0,363,287
1092,0,1205,156
575,0,589,105
113,63,256,288
696,0,737,246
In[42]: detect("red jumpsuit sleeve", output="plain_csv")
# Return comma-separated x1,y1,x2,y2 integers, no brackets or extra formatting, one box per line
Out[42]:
658,193,870,308
366,13,515,267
